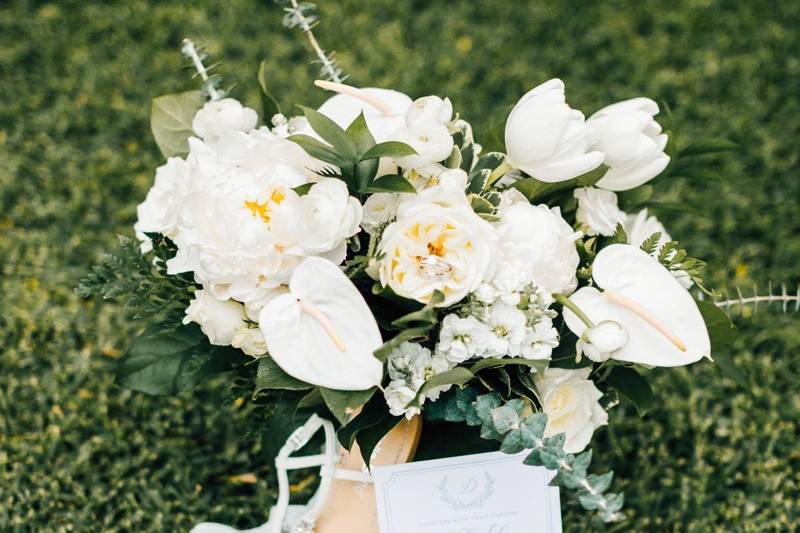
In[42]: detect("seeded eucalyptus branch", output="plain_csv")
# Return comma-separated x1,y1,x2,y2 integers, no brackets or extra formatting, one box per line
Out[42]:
181,38,227,101
427,388,624,524
712,282,800,315
281,0,346,82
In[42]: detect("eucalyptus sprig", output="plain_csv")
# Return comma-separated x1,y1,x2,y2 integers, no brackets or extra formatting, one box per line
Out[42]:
427,387,624,524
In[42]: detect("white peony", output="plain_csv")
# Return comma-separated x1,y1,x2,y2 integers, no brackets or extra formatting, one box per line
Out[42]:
576,320,628,363
361,192,402,234
192,98,258,143
505,79,604,183
492,202,581,296
574,187,626,237
377,183,497,306
134,157,197,250
183,289,247,346
588,97,670,191
436,314,490,363
534,367,608,453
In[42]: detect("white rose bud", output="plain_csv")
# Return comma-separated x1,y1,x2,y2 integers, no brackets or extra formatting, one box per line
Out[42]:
534,367,608,453
588,97,670,191
577,320,628,362
183,289,247,346
574,187,626,237
192,98,258,143
505,79,604,183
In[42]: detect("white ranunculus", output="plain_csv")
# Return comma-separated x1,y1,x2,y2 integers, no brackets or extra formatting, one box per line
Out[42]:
574,187,626,237
577,320,628,363
624,209,693,289
183,289,247,346
405,95,453,127
276,178,362,262
534,367,608,454
392,120,454,170
377,184,497,306
231,326,268,357
588,97,670,191
505,79,604,183
492,202,581,296
192,98,258,143
361,193,402,234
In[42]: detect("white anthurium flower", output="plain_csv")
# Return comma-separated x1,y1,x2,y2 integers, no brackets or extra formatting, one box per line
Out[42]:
504,79,604,183
183,289,248,346
317,86,411,142
377,183,497,307
624,209,693,289
563,244,710,367
576,320,628,363
258,256,383,390
534,367,608,454
588,97,670,191
574,187,626,237
192,98,258,143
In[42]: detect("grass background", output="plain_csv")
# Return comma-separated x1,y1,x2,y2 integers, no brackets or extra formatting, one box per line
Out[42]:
1,0,799,530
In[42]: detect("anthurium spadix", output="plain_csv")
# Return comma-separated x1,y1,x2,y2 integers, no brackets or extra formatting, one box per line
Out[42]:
258,256,383,390
563,244,711,367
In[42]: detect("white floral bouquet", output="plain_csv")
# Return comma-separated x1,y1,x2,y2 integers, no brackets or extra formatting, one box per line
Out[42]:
81,5,737,527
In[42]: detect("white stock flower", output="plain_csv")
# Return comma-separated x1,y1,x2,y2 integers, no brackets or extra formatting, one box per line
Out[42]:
437,314,490,363
534,367,608,454
192,98,258,143
231,326,268,357
492,202,581,296
484,303,528,357
505,79,604,183
183,289,247,346
522,318,560,360
361,193,401,234
384,381,421,419
385,342,455,419
574,187,626,237
624,209,693,289
588,97,670,191
377,184,497,307
577,320,628,363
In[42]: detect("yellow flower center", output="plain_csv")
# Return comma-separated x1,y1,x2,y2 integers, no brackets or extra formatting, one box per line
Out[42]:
244,188,286,224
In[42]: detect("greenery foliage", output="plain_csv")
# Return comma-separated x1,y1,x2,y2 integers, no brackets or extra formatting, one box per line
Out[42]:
1,0,798,531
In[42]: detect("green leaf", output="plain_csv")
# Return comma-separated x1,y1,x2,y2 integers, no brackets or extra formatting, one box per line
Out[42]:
254,356,313,394
513,165,606,203
298,106,357,158
356,415,402,469
415,367,474,404
257,60,282,120
696,301,745,387
469,194,494,214
320,387,376,425
366,174,417,193
603,366,655,416
337,392,392,450
292,183,314,196
345,112,376,153
469,357,549,375
360,141,418,161
117,323,238,395
150,91,205,158
288,134,352,170
679,139,738,157
610,223,628,244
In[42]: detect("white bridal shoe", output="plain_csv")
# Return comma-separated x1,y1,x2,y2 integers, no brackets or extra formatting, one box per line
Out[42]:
191,413,422,533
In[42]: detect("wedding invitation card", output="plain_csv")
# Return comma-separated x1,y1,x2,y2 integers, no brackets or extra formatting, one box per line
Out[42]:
373,451,562,533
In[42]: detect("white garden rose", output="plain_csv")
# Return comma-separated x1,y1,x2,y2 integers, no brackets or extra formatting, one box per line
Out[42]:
192,98,258,143
505,79,604,183
534,367,608,453
377,184,497,306
577,320,628,363
231,326,268,357
361,193,401,234
183,289,247,346
492,202,581,296
574,187,626,237
588,97,670,191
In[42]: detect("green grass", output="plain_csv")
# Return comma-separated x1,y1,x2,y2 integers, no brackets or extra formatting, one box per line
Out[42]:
1,0,799,530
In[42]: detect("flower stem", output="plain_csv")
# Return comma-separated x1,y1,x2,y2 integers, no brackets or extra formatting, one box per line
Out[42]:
485,160,513,189
553,293,595,329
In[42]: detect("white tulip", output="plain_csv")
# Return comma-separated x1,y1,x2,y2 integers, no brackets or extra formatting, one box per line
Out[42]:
183,289,247,346
192,98,258,143
588,97,670,191
534,367,608,454
574,187,626,237
563,244,710,367
505,79,604,183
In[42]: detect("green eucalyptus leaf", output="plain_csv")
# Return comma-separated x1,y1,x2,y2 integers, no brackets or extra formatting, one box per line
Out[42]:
366,174,416,193
360,141,418,161
150,91,205,158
